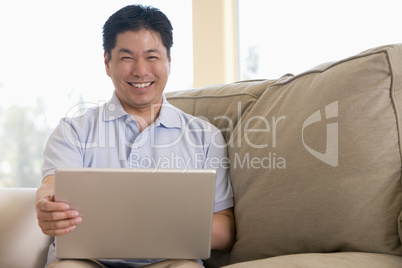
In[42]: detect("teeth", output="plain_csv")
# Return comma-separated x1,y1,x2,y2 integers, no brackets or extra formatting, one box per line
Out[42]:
130,82,152,88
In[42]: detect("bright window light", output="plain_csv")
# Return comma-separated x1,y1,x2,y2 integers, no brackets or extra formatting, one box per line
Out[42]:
0,0,192,187
238,0,402,80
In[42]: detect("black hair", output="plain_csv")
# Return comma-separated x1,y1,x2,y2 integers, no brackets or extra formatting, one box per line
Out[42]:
102,5,173,60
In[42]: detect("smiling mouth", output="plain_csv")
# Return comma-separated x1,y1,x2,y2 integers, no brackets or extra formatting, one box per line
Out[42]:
128,82,153,88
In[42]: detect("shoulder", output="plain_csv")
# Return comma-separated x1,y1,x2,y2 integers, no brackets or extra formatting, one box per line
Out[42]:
59,105,102,129
59,92,126,130
52,102,111,144
161,98,219,132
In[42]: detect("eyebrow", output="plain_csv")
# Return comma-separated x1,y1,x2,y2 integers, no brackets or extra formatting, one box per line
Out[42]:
119,48,134,55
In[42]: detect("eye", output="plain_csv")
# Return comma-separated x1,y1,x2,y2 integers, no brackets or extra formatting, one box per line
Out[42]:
121,56,133,61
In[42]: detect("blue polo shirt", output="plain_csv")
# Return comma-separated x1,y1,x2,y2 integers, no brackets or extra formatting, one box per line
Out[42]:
42,91,234,267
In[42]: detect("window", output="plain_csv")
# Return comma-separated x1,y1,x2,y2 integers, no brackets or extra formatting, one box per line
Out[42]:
0,0,192,187
238,0,402,80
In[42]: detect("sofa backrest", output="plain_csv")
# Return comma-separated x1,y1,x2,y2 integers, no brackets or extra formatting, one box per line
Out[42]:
167,43,402,265
167,79,276,142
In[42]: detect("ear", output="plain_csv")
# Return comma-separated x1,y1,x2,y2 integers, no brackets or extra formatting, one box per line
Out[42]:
104,51,111,77
168,57,172,76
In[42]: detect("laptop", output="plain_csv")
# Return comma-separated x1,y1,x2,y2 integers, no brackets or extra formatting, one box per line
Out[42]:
54,167,216,260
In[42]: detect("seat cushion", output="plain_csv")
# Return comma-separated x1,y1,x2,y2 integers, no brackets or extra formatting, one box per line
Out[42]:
223,252,402,268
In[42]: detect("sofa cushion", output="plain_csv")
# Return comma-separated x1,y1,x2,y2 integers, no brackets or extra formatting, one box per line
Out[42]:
227,44,402,263
166,79,275,142
222,252,402,268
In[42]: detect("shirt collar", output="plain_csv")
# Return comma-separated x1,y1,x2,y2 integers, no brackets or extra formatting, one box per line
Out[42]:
103,91,183,129
103,91,127,121
155,95,183,129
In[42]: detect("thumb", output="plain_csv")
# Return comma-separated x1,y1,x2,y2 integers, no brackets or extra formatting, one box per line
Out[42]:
45,194,55,201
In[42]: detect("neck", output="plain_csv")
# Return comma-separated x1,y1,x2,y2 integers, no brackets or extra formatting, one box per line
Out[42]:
124,102,162,133
133,108,160,133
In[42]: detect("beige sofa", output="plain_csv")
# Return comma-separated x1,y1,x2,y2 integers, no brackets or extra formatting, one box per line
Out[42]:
1,43,402,268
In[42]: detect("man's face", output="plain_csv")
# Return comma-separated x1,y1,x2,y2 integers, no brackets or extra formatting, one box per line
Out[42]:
104,29,171,115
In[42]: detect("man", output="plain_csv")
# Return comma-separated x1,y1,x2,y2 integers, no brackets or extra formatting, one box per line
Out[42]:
35,5,235,268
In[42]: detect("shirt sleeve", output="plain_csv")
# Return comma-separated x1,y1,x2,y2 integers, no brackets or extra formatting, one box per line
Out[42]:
41,118,84,179
204,127,234,213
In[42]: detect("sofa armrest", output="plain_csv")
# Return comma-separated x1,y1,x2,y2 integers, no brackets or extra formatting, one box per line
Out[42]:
0,188,53,268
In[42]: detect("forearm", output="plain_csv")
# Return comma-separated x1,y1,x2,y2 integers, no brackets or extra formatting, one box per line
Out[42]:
211,208,235,251
36,175,55,204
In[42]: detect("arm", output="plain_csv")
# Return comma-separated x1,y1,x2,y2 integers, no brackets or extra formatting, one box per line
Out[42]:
35,175,82,236
211,208,235,251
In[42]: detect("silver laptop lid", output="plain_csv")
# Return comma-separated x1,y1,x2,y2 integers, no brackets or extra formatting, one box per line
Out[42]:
54,168,216,260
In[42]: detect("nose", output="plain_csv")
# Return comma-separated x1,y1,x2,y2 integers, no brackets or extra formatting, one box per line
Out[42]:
131,58,150,78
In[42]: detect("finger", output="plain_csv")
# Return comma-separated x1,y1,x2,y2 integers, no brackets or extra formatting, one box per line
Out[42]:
52,216,83,229
40,217,82,236
43,224,77,237
36,198,70,212
38,209,80,222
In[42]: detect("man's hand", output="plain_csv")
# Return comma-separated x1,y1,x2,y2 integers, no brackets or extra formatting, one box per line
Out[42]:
36,175,82,236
